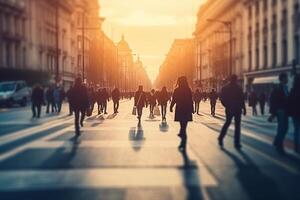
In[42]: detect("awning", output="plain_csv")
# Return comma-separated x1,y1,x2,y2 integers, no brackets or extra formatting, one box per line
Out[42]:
252,76,279,85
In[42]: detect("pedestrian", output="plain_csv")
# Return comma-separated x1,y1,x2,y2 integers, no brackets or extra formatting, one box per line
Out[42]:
288,74,300,154
53,85,63,113
218,75,246,149
269,72,289,153
193,89,202,115
87,86,96,115
209,89,218,116
111,87,120,113
69,77,89,136
101,88,109,114
96,88,103,115
31,84,44,118
134,85,147,125
148,89,157,118
248,90,258,116
45,85,55,113
170,76,194,151
157,86,169,122
66,85,73,115
259,92,266,115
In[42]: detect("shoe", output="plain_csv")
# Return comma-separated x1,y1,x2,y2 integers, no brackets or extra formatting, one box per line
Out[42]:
276,146,285,154
177,133,183,138
105,112,108,114
234,144,242,149
80,121,84,127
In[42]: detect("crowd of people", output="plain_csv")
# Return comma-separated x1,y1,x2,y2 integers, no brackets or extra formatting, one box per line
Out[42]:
30,71,300,154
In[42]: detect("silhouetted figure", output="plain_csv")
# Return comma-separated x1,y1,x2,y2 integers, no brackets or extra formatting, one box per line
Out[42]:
69,77,89,136
157,86,169,122
288,74,300,154
270,73,289,153
248,91,258,116
209,89,218,116
170,76,194,151
45,85,55,113
219,75,246,149
66,86,73,115
31,84,44,118
96,88,102,115
148,89,157,118
258,92,266,115
134,85,147,125
53,85,64,113
193,89,202,115
111,87,120,113
101,88,109,114
87,86,96,115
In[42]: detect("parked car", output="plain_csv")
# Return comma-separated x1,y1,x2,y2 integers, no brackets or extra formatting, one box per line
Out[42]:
0,81,31,107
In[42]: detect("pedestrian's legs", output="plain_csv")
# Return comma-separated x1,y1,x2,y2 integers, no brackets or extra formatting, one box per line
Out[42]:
31,103,36,117
137,107,143,123
116,101,119,112
179,121,188,150
274,110,289,151
234,113,242,147
104,101,107,114
259,103,264,115
211,102,216,116
219,111,234,143
80,108,86,127
74,109,80,134
195,102,200,114
51,101,55,112
46,101,50,113
293,118,300,153
68,102,73,115
37,104,42,118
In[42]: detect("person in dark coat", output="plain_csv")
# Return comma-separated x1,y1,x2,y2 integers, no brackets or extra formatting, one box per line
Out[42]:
170,76,194,151
218,75,246,149
288,74,300,154
148,89,157,118
134,85,147,125
258,92,266,115
45,85,55,113
209,89,218,116
270,72,289,153
248,91,258,116
157,86,169,122
193,89,202,115
111,87,120,113
31,84,44,118
101,88,109,114
69,77,89,136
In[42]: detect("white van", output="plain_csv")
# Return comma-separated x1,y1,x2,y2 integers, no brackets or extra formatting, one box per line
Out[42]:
0,81,31,107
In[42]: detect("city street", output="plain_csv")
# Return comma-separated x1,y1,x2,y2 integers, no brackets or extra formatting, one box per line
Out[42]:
0,100,299,200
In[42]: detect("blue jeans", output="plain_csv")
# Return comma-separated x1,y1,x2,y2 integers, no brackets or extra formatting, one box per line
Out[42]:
293,118,300,152
274,110,289,149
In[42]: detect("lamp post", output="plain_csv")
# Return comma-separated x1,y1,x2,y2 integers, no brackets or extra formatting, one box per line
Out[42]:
207,19,233,77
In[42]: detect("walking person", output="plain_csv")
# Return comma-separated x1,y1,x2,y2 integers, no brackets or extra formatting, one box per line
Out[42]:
218,75,246,149
157,86,169,122
193,89,202,115
31,84,44,118
134,85,147,125
69,77,89,136
288,74,300,154
45,85,55,113
87,86,96,115
248,91,258,116
148,89,157,118
101,88,109,114
111,87,120,113
53,85,64,113
209,89,218,116
66,86,74,115
170,76,194,151
258,92,266,115
96,88,103,115
269,73,290,153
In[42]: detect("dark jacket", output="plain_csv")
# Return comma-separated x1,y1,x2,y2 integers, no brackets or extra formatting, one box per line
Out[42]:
209,91,218,103
220,83,245,114
111,88,120,101
157,90,169,105
248,92,258,107
134,91,147,108
31,86,44,105
171,87,193,122
70,84,89,110
288,86,300,120
269,84,289,115
193,91,202,102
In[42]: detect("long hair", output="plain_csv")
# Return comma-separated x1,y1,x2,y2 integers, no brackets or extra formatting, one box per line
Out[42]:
176,76,189,89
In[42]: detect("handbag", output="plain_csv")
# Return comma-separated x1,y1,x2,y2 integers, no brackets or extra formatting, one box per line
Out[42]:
154,105,161,116
132,92,142,115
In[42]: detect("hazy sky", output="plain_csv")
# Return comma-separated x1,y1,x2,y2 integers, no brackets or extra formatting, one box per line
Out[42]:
99,0,205,82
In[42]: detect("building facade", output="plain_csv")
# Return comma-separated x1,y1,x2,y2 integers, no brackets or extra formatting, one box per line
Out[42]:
244,0,300,93
194,0,246,91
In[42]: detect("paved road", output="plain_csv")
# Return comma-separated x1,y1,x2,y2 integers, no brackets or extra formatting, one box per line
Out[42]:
0,100,299,200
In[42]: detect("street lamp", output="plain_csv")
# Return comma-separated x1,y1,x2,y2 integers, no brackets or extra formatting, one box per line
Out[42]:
207,19,233,77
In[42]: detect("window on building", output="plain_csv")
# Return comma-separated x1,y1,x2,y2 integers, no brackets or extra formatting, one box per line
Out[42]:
77,36,82,49
263,0,268,11
256,48,260,69
295,35,300,65
249,51,252,71
272,0,277,6
272,42,277,67
282,40,288,66
248,6,252,18
255,0,260,14
264,45,268,68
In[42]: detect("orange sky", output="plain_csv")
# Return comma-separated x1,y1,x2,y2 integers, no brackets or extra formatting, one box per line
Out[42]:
99,0,205,82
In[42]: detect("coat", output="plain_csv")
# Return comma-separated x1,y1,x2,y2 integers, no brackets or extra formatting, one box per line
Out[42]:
269,84,289,115
171,87,193,122
134,91,147,108
111,89,120,102
220,83,245,114
31,86,44,105
288,87,300,120
69,84,89,110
